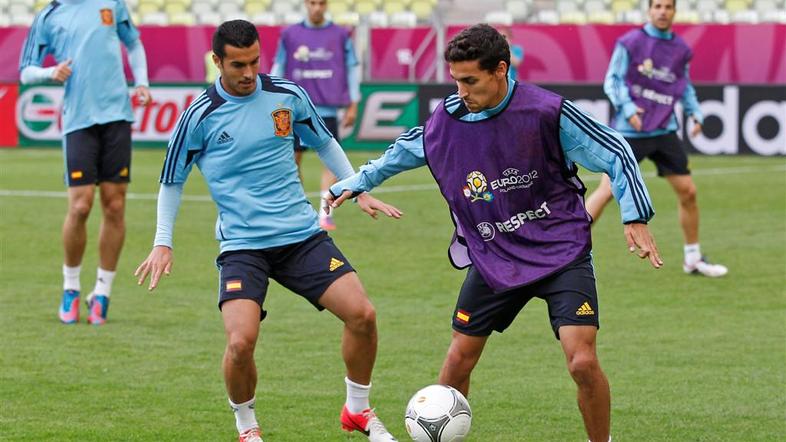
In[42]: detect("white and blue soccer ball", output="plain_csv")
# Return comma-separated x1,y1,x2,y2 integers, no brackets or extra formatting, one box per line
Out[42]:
404,384,472,442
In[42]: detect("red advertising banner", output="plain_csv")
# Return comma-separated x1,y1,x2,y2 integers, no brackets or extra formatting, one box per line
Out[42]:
0,83,19,147
371,24,786,84
1,24,784,84
0,25,282,83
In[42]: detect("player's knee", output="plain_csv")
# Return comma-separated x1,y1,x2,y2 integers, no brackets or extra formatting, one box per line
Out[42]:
68,199,93,221
679,184,697,205
445,344,479,372
225,333,256,364
346,304,377,335
102,197,126,221
566,351,600,383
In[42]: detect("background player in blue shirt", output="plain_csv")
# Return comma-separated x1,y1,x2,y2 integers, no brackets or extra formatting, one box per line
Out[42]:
585,0,727,278
330,24,663,442
271,0,362,231
134,20,399,442
19,0,152,325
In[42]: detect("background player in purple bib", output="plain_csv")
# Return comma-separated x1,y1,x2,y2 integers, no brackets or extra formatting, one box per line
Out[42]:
585,0,728,278
272,0,361,231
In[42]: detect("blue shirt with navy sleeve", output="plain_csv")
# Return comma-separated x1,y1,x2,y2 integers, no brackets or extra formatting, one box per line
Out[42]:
19,0,141,134
160,75,339,252
604,23,703,138
331,78,654,225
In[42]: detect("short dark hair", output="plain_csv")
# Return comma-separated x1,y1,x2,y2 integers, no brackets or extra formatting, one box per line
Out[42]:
212,20,259,59
648,0,677,8
444,24,510,74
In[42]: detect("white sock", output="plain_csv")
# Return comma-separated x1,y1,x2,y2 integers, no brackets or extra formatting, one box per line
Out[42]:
684,243,701,265
345,377,371,413
63,264,81,291
320,190,332,218
229,396,258,433
93,268,116,296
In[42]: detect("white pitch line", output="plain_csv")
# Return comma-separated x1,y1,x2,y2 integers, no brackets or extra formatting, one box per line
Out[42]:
0,164,783,201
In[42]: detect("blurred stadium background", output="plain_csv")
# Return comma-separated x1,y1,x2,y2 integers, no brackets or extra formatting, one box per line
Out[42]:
0,1,784,440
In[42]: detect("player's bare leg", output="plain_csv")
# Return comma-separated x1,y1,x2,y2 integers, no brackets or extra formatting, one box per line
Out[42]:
222,299,261,403
585,174,614,223
97,182,127,271
63,185,95,267
320,273,396,440
438,331,488,397
319,272,377,384
665,174,699,244
559,325,610,442
221,299,261,437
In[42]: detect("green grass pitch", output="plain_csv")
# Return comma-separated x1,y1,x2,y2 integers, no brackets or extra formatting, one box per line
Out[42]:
0,148,784,441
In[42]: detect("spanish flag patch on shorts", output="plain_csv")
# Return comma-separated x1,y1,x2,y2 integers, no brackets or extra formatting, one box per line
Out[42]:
455,309,471,324
225,280,242,292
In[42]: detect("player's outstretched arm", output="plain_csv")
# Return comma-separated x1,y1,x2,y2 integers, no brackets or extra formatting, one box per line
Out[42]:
623,223,663,269
135,246,173,291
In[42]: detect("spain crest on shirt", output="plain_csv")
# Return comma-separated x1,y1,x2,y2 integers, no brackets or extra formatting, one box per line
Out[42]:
100,8,114,25
271,109,292,137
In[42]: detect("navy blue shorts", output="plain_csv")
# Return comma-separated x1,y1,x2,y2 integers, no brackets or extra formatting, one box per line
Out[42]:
294,116,339,151
452,253,599,339
627,132,690,176
63,120,132,186
215,231,355,321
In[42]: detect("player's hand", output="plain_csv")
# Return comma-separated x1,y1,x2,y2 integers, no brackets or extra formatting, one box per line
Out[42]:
356,192,403,220
342,102,358,128
628,107,644,131
690,120,702,138
623,223,663,269
135,86,152,106
134,246,173,291
327,189,353,209
51,59,72,83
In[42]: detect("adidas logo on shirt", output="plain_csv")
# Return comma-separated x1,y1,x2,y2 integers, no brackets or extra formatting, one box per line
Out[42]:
217,131,234,144
576,302,595,316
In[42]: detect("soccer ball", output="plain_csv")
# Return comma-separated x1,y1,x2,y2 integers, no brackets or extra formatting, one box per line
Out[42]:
466,171,487,194
404,385,472,442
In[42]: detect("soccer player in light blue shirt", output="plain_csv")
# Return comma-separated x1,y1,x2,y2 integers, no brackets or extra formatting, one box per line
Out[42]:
135,20,399,442
585,0,728,278
271,0,362,231
19,0,151,325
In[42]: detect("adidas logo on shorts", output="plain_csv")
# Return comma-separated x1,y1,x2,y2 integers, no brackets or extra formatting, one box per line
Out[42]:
576,302,595,316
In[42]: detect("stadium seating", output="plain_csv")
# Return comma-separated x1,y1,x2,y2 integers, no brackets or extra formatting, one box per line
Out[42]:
12,0,786,26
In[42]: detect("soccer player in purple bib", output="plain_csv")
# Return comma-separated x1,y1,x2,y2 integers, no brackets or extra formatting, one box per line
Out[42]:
585,0,727,278
272,0,361,231
329,24,663,442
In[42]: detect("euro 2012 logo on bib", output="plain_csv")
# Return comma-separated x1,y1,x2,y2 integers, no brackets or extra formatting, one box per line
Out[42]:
464,171,494,203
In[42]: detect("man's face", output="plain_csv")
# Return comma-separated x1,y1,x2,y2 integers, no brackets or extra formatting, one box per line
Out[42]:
305,0,327,25
215,41,260,97
649,0,676,31
449,59,508,113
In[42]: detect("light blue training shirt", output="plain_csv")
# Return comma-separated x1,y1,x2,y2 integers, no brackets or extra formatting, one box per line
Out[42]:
19,0,148,134
155,75,355,252
331,78,654,225
604,23,703,138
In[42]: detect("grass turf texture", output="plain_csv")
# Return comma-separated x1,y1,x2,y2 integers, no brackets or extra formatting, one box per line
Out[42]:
0,149,784,441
